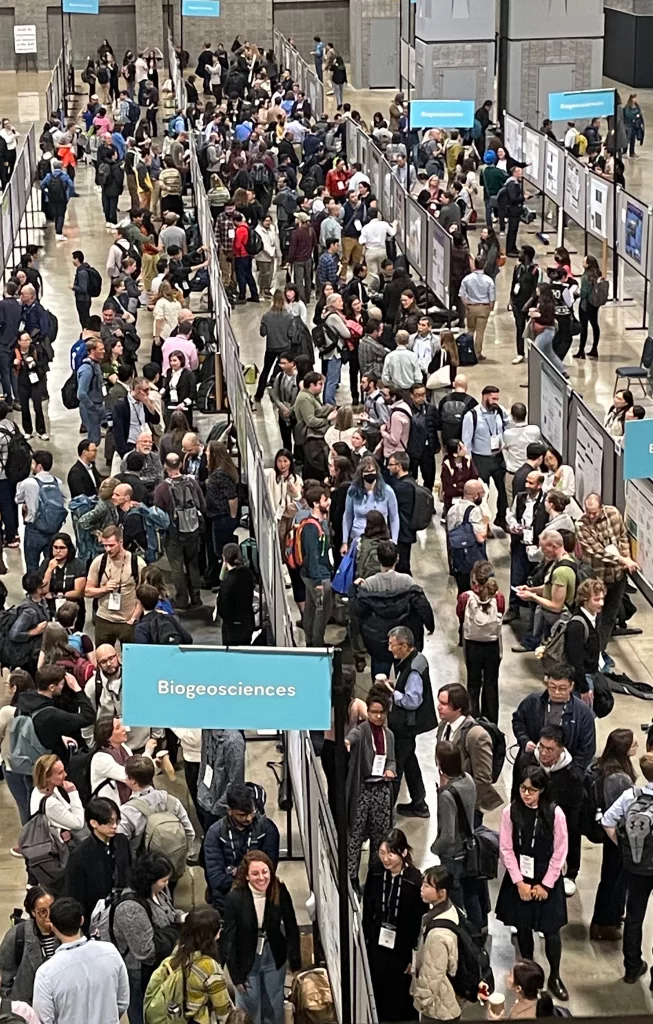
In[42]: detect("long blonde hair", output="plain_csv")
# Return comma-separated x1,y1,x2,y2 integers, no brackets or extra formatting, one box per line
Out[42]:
33,754,60,792
440,331,459,368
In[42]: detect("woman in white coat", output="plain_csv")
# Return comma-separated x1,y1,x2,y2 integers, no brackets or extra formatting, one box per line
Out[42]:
90,716,157,805
412,864,462,1022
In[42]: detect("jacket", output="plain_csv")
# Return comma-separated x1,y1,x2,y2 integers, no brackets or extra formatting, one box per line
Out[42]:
133,611,193,645
204,813,280,910
259,310,293,353
217,565,256,627
112,394,161,457
65,833,132,929
198,730,246,817
0,919,61,1002
356,570,434,656
222,882,301,986
358,335,387,379
345,719,396,829
564,610,600,693
435,717,502,811
292,389,332,444
431,773,477,862
288,225,315,262
67,460,102,498
390,474,417,544
407,401,439,458
0,297,22,351
362,862,423,966
512,691,596,769
77,358,104,408
17,690,95,766
511,747,584,823
412,901,461,1020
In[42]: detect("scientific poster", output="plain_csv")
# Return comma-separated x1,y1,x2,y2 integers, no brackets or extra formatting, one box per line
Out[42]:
382,163,392,221
317,816,342,1021
625,200,644,265
545,144,559,199
619,192,650,274
406,200,425,276
626,479,653,587
563,155,586,226
541,369,565,454
588,176,610,240
393,176,406,247
1,191,11,267
431,232,446,304
504,114,523,163
575,409,604,506
523,127,544,191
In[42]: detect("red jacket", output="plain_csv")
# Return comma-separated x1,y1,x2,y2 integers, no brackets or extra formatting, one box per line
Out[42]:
325,167,352,198
234,222,250,258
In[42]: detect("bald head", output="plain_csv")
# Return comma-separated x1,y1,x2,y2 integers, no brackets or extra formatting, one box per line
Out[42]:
112,484,133,507
453,375,468,392
182,432,201,455
584,493,603,522
463,480,484,502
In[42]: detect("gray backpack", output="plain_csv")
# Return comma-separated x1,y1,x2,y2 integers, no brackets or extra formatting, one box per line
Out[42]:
131,794,189,880
7,707,50,775
18,796,70,885
463,592,502,643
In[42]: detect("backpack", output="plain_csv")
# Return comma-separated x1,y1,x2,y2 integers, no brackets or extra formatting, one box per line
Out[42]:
46,174,67,205
61,372,80,410
463,591,502,642
456,332,477,367
460,717,506,783
312,321,340,357
127,101,141,124
540,611,581,675
148,614,188,646
93,890,180,964
580,762,609,844
589,278,609,307
96,66,109,84
166,477,200,535
0,426,31,483
86,266,102,297
97,162,112,187
196,376,216,414
440,397,472,440
33,478,67,535
18,796,70,885
144,956,187,1024
410,480,435,532
240,537,260,579
425,914,494,1003
618,789,653,876
290,967,336,1024
250,161,270,186
122,505,170,563
45,310,58,345
69,494,103,564
0,607,41,672
0,994,28,1024
288,316,315,362
70,337,89,372
285,516,324,571
450,788,499,880
245,226,264,257
7,707,49,774
496,185,509,217
130,794,189,880
448,505,486,575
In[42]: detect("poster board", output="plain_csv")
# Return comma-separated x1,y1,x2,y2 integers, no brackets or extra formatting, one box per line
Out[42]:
392,175,406,249
586,173,612,241
382,159,393,223
369,145,382,206
13,25,36,54
427,216,451,306
503,113,523,163
574,406,604,506
523,127,545,192
563,154,587,227
358,134,369,179
543,138,564,207
618,190,651,276
540,365,566,455
626,479,653,590
406,196,427,278
1,189,12,268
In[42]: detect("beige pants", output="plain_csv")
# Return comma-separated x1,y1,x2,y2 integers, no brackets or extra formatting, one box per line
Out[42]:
340,236,363,278
364,245,387,280
466,303,491,355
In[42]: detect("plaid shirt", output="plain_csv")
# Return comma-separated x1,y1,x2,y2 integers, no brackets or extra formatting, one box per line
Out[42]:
577,504,630,583
214,210,235,255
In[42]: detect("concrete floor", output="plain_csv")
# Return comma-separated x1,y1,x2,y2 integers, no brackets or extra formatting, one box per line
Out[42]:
1,68,653,1017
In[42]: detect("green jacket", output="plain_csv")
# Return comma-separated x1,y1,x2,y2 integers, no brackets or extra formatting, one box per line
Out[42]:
292,389,333,444
481,164,508,198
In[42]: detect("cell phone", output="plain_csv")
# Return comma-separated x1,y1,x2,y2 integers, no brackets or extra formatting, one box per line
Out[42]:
511,585,521,591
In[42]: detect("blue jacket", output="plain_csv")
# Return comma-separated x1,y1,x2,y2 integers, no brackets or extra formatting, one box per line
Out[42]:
512,691,596,769
21,301,50,340
76,357,104,407
204,812,280,910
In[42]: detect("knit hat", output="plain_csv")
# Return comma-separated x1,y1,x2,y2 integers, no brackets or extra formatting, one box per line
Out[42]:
483,149,497,165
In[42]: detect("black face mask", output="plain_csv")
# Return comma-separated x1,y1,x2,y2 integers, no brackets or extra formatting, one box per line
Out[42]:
363,473,377,484
474,496,483,505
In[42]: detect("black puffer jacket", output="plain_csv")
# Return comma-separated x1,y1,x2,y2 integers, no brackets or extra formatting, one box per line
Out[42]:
355,571,435,659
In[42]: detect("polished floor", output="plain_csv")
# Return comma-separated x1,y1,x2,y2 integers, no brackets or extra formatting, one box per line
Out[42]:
0,68,653,1017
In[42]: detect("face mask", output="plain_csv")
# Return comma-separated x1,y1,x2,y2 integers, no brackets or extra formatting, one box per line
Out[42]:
474,496,483,506
363,473,377,484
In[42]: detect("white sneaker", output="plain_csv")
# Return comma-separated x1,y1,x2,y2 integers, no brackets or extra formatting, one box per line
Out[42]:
38,433,49,440
563,877,577,897
512,355,524,364
56,234,65,241
23,433,33,440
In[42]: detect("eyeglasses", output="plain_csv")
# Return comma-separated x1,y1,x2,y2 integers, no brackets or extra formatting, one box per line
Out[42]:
519,784,540,794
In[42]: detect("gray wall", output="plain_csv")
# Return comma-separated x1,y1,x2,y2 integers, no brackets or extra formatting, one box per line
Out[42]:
273,1,350,61
415,40,493,106
350,0,399,88
416,0,495,43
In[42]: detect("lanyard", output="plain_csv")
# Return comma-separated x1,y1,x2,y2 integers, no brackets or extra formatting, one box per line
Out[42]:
371,727,386,758
381,869,403,925
546,699,568,717
518,811,539,852
228,825,251,860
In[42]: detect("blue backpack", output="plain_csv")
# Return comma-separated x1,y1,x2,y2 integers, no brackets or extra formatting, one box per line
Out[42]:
70,337,88,372
69,495,103,564
456,332,477,367
448,505,486,575
332,539,358,596
33,479,67,535
123,504,170,564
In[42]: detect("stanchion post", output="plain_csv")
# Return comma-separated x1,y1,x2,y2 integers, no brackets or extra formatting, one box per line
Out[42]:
332,649,352,1024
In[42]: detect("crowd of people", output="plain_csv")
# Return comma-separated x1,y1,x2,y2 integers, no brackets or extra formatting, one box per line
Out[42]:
0,24,648,1024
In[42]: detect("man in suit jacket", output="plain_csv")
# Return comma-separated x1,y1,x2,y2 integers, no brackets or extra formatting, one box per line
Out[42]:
112,377,161,458
435,682,502,813
67,439,103,497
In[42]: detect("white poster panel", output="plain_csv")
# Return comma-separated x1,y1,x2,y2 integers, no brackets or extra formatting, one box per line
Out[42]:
393,175,406,248
317,819,342,1021
358,134,369,178
587,174,611,241
14,25,37,54
427,217,450,306
626,480,653,588
618,191,651,276
504,113,523,163
406,198,426,277
382,160,393,222
523,127,544,191
369,146,381,205
541,367,565,454
544,139,564,206
563,155,586,227
575,409,604,506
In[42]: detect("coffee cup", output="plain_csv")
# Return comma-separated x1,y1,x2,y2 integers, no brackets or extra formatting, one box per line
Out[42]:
488,992,505,1017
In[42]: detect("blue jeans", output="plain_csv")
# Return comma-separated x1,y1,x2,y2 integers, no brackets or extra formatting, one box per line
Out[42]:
535,327,568,377
323,357,341,406
4,769,32,825
0,348,15,401
24,523,53,573
79,397,103,445
0,478,18,542
235,944,286,1024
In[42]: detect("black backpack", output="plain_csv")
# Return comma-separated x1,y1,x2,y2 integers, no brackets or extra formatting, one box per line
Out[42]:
250,161,270,186
61,372,80,410
461,717,506,783
46,175,67,205
410,480,435,532
0,426,31,483
618,789,653,876
149,613,188,646
425,914,494,1003
312,321,340,357
86,266,102,298
580,762,608,844
127,101,141,124
245,226,263,257
45,310,58,344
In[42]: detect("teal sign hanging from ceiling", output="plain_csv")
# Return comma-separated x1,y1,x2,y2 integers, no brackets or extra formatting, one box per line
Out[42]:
62,0,99,11
182,0,221,14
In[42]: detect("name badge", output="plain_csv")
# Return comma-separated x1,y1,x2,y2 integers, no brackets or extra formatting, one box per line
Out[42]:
337,180,345,191
28,372,39,385
523,528,533,546
519,854,535,879
228,228,235,239
490,434,501,452
372,754,387,776
256,934,266,956
107,590,122,611
379,925,396,949
203,764,213,789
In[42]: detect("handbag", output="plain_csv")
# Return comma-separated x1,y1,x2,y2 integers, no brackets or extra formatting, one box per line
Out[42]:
451,789,499,880
426,356,452,390
332,538,358,595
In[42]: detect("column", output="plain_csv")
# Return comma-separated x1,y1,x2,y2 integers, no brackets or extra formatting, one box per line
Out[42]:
604,0,653,88
501,0,604,126
136,0,165,59
15,0,48,71
414,0,495,108
350,0,400,91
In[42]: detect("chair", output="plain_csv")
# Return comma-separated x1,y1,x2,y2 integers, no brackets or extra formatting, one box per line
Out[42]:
614,336,653,396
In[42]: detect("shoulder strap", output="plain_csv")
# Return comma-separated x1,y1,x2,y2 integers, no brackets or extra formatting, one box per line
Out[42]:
130,796,154,818
569,614,590,642
462,505,475,525
450,787,473,838
98,553,108,582
130,552,139,582
14,921,25,968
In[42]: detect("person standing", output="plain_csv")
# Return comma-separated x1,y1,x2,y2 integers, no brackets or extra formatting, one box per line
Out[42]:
40,161,74,240
270,354,298,452
435,683,503,814
363,828,423,1022
459,256,496,361
0,280,22,410
299,484,333,646
387,452,417,575
406,382,438,492
76,338,105,447
85,525,145,647
233,212,259,304
461,385,510,531
495,768,569,1000
411,866,462,1022
17,451,67,572
512,664,596,771
255,213,280,299
456,560,505,724
321,293,350,407
70,252,95,330
13,332,49,441
510,245,540,365
311,36,326,81
287,212,315,304
504,469,548,624
574,255,604,359
153,453,205,611
217,543,256,645
445,479,488,594
292,372,335,480
503,166,526,258
254,290,292,405
205,441,239,578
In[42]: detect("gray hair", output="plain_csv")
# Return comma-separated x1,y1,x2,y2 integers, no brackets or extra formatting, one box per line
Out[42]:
388,626,414,648
540,529,564,548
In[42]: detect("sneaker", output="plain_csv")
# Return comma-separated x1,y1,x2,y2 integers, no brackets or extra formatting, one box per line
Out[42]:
511,355,524,364
563,877,577,897
624,961,647,984
6,539,20,548
56,234,65,241
396,802,430,819
12,401,20,412
23,433,33,440
38,433,49,440
511,643,532,654
10,846,22,858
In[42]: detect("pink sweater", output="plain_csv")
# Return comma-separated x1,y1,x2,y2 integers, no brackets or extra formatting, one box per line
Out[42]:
499,804,568,890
